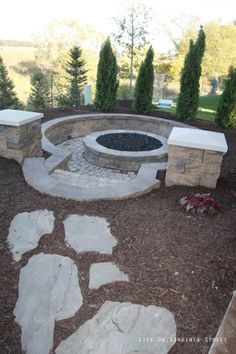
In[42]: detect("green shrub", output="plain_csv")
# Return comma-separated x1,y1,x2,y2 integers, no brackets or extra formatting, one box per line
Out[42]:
95,38,119,112
133,46,154,114
0,56,20,109
117,84,130,99
216,66,236,127
65,46,88,108
176,26,206,121
28,69,51,111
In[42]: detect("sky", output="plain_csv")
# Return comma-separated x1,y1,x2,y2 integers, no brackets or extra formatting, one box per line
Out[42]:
1,0,235,52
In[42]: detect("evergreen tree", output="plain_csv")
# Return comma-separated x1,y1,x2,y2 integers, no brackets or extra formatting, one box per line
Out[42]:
195,25,206,89
196,25,206,65
176,26,205,121
176,27,206,121
95,38,119,112
133,46,154,114
28,69,51,111
176,40,199,121
216,66,236,127
65,46,88,107
0,56,20,109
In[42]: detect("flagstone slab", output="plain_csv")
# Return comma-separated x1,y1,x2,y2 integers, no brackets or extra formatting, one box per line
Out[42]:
7,209,55,261
89,262,129,289
56,301,176,354
14,253,83,354
64,215,117,254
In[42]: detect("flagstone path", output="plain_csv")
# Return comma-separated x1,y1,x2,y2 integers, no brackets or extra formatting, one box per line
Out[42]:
7,210,55,261
8,211,177,354
56,301,176,354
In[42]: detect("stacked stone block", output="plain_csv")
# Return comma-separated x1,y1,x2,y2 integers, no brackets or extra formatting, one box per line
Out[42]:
165,128,228,189
0,110,43,164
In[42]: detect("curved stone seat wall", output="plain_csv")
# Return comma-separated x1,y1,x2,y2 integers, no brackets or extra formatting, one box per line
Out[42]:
43,114,189,149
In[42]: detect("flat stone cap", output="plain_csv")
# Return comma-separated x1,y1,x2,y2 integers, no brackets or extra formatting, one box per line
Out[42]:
168,127,228,153
0,109,43,126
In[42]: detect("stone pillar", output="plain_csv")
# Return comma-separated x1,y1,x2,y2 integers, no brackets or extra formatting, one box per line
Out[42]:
0,109,43,164
165,127,228,189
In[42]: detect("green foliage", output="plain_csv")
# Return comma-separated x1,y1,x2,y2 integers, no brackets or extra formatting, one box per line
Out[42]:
202,22,236,79
118,84,130,99
0,56,20,109
113,3,152,97
133,46,154,114
34,19,105,103
95,38,119,112
196,25,206,63
171,22,236,83
216,66,236,127
177,27,206,121
64,46,88,107
176,40,198,120
27,69,51,111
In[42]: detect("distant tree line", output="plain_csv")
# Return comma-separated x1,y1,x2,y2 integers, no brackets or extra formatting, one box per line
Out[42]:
0,16,236,127
0,39,35,47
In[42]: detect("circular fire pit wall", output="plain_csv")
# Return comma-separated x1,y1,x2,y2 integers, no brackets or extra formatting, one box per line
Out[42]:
83,130,167,172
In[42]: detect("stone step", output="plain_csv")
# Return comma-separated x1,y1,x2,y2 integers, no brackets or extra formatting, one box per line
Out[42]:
51,169,130,186
23,158,164,201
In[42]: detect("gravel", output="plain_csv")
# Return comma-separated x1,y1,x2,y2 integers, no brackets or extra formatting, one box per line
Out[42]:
96,132,162,152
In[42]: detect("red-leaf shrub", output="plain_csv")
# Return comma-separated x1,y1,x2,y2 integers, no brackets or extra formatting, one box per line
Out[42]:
231,190,236,198
180,193,220,214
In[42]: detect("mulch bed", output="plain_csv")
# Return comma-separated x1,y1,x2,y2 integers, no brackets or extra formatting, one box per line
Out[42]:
0,106,236,354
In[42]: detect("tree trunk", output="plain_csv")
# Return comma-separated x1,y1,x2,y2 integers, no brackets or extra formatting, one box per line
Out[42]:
129,53,133,99
50,74,54,108
129,15,134,99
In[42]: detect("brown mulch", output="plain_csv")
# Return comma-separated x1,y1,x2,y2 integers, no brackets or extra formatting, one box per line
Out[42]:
0,106,236,354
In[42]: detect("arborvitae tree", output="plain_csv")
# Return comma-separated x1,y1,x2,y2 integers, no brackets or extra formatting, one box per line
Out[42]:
177,26,206,121
95,38,119,112
176,40,199,121
196,25,206,65
216,66,236,127
0,56,20,109
133,46,154,114
195,25,206,89
28,69,51,111
65,46,88,107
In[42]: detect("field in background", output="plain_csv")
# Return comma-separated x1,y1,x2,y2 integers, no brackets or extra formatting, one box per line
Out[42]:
0,46,36,104
155,95,220,122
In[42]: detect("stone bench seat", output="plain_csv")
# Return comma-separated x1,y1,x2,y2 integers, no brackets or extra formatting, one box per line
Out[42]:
165,127,228,188
0,109,43,164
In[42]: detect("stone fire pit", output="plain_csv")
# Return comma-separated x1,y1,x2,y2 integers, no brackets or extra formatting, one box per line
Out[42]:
83,129,167,172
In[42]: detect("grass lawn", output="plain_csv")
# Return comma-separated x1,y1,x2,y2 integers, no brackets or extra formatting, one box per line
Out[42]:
154,95,220,122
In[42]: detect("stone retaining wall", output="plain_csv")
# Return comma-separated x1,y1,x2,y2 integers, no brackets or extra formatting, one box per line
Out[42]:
43,114,190,147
